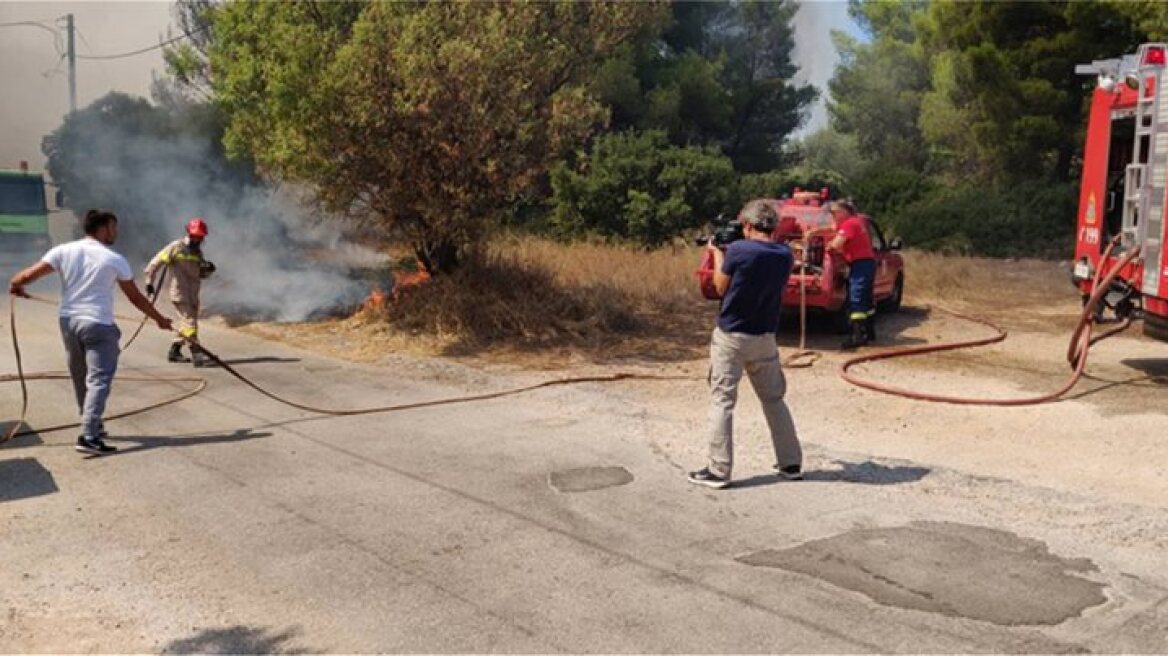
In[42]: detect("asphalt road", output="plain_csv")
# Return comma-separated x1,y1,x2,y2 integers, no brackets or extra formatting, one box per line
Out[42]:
3,291,1168,652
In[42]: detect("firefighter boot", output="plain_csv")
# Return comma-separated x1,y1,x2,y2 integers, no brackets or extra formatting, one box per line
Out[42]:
841,320,869,351
865,316,878,343
167,343,189,363
190,345,210,368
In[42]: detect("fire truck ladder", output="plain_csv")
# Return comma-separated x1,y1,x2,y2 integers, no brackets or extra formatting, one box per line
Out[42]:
1123,43,1168,298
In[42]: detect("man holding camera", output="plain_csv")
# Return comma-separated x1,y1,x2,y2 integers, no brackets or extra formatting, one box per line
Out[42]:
689,199,803,489
144,217,215,367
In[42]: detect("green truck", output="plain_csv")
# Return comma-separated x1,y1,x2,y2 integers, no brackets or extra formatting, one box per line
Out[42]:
0,166,52,258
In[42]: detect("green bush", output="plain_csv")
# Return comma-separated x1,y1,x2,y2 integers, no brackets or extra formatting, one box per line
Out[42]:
550,130,738,246
848,163,934,219
887,180,1076,258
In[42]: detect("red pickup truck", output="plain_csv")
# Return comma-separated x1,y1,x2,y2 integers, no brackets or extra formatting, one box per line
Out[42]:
697,194,906,330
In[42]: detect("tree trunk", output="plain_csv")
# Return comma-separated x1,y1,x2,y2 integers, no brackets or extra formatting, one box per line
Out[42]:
415,239,460,276
1056,142,1075,183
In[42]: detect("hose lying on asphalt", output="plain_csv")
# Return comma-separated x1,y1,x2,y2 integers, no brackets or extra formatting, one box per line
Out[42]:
2,292,687,445
2,240,1144,443
838,239,1141,406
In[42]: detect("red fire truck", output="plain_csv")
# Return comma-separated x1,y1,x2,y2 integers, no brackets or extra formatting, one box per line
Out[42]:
697,190,905,330
1073,43,1168,341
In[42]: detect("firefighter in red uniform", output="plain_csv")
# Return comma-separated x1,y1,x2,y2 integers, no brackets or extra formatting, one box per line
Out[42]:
828,200,877,349
144,218,216,366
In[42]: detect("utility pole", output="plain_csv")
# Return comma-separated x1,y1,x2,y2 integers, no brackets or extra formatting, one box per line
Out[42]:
66,13,76,113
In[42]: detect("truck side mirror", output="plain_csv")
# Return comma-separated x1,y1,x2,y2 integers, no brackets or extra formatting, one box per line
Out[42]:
889,238,903,251
55,189,65,208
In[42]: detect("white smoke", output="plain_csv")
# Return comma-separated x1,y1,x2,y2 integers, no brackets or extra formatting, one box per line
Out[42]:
66,106,386,322
791,1,859,136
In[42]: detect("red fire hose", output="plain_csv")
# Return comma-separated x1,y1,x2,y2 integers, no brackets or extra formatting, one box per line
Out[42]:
839,240,1141,405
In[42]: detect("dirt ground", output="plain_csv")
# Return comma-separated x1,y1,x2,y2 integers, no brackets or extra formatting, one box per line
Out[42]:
238,255,1168,509
6,255,1168,652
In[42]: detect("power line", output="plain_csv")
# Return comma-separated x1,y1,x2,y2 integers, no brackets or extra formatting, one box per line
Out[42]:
76,26,208,61
0,20,65,55
0,18,56,28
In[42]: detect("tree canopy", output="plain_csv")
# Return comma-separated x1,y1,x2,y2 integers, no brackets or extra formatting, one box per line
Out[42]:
823,0,1162,255
208,0,666,273
594,0,815,172
51,0,1168,263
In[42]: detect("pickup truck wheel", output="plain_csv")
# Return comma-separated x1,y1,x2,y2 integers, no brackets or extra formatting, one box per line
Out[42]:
878,274,904,313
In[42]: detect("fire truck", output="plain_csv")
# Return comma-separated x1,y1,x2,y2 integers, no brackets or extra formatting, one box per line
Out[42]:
1073,43,1168,342
697,190,905,330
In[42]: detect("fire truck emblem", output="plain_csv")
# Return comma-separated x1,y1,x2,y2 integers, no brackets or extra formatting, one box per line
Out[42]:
1085,192,1097,225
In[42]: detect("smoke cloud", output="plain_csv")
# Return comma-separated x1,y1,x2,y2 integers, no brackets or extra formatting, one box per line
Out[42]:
791,1,859,136
0,2,171,170
61,101,386,322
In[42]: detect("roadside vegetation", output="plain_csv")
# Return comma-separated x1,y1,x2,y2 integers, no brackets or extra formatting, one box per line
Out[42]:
242,236,1070,363
38,0,1168,355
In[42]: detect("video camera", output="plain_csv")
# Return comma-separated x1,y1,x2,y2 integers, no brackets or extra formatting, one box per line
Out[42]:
694,213,744,248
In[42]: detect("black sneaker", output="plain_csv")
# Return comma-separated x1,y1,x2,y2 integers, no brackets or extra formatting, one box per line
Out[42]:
774,464,804,481
76,435,118,456
688,467,730,489
168,344,190,363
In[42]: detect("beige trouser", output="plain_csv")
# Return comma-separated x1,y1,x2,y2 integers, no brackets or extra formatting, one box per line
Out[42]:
707,327,802,479
172,300,199,345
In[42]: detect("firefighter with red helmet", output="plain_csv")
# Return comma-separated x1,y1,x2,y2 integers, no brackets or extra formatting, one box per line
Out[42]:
144,218,216,366
828,200,877,349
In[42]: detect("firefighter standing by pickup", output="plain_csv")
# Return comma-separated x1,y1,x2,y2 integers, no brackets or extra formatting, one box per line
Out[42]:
144,218,216,366
829,200,877,349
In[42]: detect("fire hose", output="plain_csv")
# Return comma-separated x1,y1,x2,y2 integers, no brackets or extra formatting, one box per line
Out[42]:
782,238,821,369
2,288,686,446
2,240,1144,444
838,238,1141,405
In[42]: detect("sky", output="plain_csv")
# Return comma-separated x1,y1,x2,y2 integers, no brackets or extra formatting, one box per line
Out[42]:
792,0,861,137
0,0,857,173
0,1,172,172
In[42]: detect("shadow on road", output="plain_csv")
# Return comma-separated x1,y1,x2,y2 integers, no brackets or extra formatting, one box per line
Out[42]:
778,304,931,352
0,457,59,503
1067,357,1168,403
731,459,931,490
106,429,273,456
161,624,313,654
204,356,302,367
0,422,44,449
1119,357,1168,385
809,459,931,485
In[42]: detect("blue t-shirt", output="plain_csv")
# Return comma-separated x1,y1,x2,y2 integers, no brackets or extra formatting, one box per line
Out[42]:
717,239,793,335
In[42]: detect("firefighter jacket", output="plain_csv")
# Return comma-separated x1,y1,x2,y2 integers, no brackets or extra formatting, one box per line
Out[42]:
144,238,210,305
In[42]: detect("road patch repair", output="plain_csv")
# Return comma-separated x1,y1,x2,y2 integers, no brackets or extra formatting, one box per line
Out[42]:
737,521,1107,626
548,466,634,493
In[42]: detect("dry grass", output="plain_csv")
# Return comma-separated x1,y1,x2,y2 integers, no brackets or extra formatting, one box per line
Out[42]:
903,250,1070,308
493,234,699,310
343,234,713,360
901,249,1080,333
242,240,1079,365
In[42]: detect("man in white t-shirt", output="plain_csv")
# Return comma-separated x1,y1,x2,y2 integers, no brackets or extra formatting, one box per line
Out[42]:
9,209,173,456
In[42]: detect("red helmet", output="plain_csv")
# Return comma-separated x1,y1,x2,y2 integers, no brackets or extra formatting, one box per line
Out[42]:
186,217,209,238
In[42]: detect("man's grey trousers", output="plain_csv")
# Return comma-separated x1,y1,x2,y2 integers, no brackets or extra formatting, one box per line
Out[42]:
707,327,802,479
59,317,121,439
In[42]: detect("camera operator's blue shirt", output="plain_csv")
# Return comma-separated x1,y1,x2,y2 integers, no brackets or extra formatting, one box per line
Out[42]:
717,239,793,335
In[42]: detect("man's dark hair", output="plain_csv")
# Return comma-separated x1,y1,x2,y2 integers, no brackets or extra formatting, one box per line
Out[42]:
83,209,118,236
